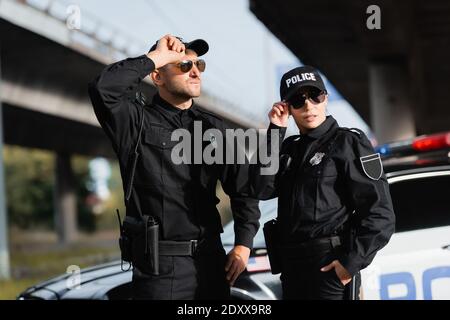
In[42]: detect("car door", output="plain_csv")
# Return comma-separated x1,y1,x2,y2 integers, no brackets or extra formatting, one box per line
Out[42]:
361,167,450,300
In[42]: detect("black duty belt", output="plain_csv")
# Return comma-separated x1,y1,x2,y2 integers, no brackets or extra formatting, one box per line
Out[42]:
281,235,342,258
158,235,222,256
159,240,198,256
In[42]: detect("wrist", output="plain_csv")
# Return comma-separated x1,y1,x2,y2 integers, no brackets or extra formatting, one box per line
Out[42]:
146,51,166,69
269,122,287,129
234,245,250,253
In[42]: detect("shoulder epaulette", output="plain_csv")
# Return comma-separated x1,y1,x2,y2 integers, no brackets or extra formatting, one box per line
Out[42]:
338,127,363,137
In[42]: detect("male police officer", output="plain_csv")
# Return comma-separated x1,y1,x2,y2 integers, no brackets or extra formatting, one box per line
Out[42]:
251,66,395,300
88,35,260,300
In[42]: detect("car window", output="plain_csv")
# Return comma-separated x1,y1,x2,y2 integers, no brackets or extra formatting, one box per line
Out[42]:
221,198,277,248
389,173,450,232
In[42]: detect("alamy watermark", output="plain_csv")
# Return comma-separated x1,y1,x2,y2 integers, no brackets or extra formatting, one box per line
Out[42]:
170,121,281,176
66,5,81,30
66,265,81,290
366,5,381,30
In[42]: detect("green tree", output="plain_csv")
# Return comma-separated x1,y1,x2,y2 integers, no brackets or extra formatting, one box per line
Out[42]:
4,146,54,229
4,146,99,231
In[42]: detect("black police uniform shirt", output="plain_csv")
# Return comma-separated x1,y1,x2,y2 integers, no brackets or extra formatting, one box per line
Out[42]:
88,55,260,249
251,116,396,276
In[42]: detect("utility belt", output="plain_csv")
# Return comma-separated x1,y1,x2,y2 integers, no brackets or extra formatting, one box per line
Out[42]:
158,240,199,256
281,235,342,259
117,212,222,276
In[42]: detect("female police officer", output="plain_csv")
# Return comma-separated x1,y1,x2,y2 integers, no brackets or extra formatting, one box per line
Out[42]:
250,66,396,300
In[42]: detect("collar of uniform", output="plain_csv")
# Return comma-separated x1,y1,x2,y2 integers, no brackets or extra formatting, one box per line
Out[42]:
301,116,338,140
188,102,200,118
152,94,198,116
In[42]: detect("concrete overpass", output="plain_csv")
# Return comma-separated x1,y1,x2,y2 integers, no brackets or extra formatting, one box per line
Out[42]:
0,0,260,279
1,0,257,156
250,0,450,144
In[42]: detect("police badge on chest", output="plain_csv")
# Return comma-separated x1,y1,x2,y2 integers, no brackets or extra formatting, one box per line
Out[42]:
309,152,325,166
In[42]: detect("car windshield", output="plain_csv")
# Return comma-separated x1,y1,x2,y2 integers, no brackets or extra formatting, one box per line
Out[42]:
389,172,450,232
221,198,277,248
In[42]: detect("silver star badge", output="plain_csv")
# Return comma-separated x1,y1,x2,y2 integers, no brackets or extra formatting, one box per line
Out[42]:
309,152,325,166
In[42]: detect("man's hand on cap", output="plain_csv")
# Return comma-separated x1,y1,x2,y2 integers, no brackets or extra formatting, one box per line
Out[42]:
147,34,185,69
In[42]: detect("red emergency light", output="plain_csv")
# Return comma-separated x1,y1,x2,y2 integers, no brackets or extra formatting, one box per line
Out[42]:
412,132,450,152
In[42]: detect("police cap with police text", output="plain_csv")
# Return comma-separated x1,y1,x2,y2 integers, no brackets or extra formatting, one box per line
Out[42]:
280,66,326,101
149,37,209,57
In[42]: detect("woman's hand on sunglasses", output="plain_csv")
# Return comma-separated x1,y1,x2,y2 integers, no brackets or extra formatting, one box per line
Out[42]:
147,34,186,69
268,101,289,127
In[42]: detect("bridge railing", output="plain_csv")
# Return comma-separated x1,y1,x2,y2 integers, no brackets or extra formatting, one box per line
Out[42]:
16,0,148,62
4,0,264,128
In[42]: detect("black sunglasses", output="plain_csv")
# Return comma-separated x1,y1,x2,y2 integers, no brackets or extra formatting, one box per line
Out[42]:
172,59,206,73
287,89,327,109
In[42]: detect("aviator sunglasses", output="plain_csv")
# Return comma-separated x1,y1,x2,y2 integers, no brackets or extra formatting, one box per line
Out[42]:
172,59,206,73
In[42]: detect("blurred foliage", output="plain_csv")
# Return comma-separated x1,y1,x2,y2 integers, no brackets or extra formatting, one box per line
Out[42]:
4,146,55,229
3,146,125,232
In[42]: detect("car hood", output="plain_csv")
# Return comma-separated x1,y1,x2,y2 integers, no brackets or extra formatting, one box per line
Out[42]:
18,261,131,300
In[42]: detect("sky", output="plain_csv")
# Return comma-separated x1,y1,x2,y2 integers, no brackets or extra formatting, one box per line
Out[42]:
28,0,371,136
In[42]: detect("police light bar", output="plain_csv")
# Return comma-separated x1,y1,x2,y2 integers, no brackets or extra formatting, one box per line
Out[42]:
376,131,450,157
376,140,413,157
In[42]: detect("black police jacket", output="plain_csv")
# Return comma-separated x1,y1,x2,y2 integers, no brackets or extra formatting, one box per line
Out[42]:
251,116,396,276
88,55,260,248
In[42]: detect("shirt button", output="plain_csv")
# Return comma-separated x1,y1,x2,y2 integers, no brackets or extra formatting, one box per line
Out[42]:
162,142,166,146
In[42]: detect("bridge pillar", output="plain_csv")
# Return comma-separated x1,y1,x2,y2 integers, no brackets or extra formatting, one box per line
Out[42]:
54,152,77,244
369,61,416,144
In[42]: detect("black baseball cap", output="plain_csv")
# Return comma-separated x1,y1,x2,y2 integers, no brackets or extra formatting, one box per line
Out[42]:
149,37,209,57
280,66,326,101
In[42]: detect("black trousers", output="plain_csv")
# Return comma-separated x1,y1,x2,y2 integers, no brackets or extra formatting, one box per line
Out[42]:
132,246,230,300
280,246,361,300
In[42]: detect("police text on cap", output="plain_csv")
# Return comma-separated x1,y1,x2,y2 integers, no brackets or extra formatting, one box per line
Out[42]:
286,73,317,88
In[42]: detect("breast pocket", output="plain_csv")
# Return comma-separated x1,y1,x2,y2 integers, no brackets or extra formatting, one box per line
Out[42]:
144,125,180,149
313,159,342,213
139,127,179,177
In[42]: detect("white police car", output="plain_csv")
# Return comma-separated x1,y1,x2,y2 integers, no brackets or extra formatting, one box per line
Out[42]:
361,131,450,300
